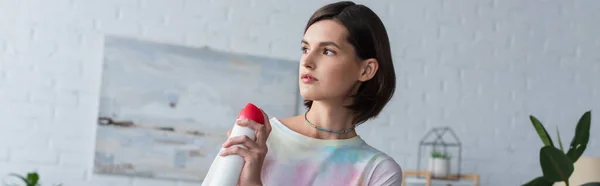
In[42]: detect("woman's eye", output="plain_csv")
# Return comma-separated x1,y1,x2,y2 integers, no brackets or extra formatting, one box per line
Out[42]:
323,49,335,56
301,47,309,54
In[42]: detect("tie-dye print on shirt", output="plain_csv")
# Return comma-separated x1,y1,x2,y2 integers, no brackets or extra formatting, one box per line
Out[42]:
260,118,403,186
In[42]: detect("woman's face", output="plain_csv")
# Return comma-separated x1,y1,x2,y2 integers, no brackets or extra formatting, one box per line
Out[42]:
299,19,375,103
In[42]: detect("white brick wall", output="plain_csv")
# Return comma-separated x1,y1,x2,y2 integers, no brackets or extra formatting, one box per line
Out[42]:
0,0,599,185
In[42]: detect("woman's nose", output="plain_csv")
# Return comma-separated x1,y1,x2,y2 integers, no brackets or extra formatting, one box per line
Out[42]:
302,61,314,69
301,54,316,70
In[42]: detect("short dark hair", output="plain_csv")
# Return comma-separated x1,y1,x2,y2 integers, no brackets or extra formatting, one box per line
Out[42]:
302,1,396,125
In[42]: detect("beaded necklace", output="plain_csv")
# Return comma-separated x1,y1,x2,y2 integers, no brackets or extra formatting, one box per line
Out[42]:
304,110,355,134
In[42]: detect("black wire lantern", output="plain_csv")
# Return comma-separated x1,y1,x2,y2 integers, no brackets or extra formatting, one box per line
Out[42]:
417,126,462,179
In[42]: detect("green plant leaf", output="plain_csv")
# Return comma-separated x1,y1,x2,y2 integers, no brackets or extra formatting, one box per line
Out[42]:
8,173,30,185
522,176,554,186
540,146,574,182
557,126,564,153
26,172,39,186
530,115,555,147
566,110,591,162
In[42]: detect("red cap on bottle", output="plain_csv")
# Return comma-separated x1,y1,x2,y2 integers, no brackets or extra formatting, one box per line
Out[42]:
237,103,265,125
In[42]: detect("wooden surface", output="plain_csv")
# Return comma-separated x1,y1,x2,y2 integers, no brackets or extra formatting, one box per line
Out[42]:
402,170,480,186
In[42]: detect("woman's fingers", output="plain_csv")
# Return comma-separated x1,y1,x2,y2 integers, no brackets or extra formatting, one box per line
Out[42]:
219,145,250,157
255,124,268,146
219,135,266,160
222,135,260,149
236,117,271,143
235,119,262,130
236,119,263,141
256,108,271,146
259,108,272,134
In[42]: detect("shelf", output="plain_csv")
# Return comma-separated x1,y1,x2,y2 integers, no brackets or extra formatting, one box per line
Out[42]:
404,177,477,186
401,170,480,186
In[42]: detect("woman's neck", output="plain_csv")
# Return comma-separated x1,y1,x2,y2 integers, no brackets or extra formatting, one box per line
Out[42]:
304,101,358,140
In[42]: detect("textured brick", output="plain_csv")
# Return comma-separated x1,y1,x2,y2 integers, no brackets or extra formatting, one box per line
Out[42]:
0,149,8,161
0,0,599,186
10,149,59,165
58,152,93,167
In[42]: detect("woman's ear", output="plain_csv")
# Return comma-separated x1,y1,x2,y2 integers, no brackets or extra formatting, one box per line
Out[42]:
358,58,378,82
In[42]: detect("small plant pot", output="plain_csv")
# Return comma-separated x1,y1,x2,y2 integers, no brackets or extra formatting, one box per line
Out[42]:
428,157,450,178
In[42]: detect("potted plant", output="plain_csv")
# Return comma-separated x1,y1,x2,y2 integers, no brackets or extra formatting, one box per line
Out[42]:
3,172,62,186
428,150,451,178
522,110,599,186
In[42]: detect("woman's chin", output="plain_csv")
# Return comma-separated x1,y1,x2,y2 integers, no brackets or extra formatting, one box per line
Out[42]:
300,91,320,101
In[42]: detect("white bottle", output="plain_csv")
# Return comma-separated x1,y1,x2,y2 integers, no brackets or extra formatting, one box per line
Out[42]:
202,103,265,186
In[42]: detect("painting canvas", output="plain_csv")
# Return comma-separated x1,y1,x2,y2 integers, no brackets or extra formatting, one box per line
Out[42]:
94,35,299,181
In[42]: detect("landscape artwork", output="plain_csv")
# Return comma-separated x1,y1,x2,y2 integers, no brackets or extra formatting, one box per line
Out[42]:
94,35,299,181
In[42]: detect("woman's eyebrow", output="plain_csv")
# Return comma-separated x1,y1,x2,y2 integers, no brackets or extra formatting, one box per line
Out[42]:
301,39,341,49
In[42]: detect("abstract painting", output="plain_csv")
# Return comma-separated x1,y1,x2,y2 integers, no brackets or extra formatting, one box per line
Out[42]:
93,35,299,181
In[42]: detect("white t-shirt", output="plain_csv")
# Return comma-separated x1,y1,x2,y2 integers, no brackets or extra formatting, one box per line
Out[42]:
202,117,403,186
260,117,403,186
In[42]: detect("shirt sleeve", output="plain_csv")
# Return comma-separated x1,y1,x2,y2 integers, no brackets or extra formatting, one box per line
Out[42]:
367,157,403,186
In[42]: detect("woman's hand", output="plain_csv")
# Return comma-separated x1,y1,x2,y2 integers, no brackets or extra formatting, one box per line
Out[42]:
220,109,271,186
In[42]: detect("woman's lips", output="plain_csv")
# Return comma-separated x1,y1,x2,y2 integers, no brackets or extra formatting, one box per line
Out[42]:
301,73,317,83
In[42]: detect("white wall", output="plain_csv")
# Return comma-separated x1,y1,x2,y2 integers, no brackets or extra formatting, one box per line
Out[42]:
1,0,599,185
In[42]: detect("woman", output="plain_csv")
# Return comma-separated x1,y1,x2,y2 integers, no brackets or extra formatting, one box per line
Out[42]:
219,1,402,185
